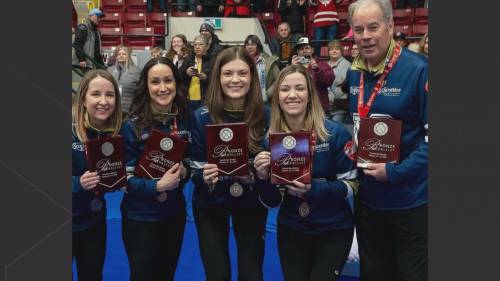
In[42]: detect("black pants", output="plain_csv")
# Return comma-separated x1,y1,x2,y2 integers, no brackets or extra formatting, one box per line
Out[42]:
277,224,354,281
355,202,428,281
72,220,107,281
121,212,186,281
193,205,268,281
200,5,222,17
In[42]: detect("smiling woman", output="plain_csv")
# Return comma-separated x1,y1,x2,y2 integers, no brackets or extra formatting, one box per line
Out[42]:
118,57,191,281
72,69,123,281
189,46,272,281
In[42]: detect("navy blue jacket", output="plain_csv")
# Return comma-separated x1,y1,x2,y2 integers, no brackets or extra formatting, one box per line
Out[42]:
189,106,271,209
120,115,191,221
72,127,107,232
258,119,357,234
346,48,428,210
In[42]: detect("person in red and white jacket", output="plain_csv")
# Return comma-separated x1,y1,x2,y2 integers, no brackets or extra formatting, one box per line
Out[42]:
309,0,341,55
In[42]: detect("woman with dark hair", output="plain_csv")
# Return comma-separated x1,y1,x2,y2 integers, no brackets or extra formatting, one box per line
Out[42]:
189,46,271,281
165,34,192,70
120,57,191,281
107,45,141,114
244,34,280,104
253,64,358,281
72,69,123,281
178,34,212,113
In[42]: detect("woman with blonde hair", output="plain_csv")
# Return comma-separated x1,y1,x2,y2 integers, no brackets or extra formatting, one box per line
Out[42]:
107,45,141,114
254,64,358,281
189,46,271,281
72,69,123,281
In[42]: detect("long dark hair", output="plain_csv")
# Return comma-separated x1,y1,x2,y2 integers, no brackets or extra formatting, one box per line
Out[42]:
129,57,188,137
205,46,265,154
244,34,264,54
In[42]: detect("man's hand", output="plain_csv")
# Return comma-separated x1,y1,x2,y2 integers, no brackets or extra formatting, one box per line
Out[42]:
291,55,301,65
218,5,225,13
363,163,388,182
196,5,202,12
309,57,318,69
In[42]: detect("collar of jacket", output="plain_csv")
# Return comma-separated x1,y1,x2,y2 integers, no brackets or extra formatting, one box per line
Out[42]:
151,103,178,126
351,39,396,75
84,112,114,133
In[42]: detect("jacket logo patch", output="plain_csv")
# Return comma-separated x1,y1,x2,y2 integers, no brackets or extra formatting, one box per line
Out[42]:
343,140,356,161
350,86,360,96
72,142,85,151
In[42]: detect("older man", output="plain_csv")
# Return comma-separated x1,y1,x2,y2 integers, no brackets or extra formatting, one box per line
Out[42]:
345,0,428,280
270,22,301,69
72,8,105,70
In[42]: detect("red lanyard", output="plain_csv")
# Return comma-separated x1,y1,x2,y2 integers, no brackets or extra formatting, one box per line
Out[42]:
357,44,402,118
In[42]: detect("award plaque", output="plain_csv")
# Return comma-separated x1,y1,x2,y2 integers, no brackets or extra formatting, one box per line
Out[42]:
135,129,188,179
356,117,402,168
206,122,249,176
85,135,127,193
269,131,312,185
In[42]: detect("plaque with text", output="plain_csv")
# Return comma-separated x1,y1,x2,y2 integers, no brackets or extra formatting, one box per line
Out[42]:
357,117,402,168
135,129,188,179
85,135,127,193
206,122,249,176
270,131,312,185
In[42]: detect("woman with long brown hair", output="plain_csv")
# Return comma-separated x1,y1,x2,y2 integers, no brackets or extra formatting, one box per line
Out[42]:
189,46,270,281
120,57,191,281
72,69,123,281
254,64,358,281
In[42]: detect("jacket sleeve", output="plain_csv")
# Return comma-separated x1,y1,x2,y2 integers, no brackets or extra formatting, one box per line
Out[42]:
307,125,358,202
385,64,428,184
72,175,85,194
74,24,88,62
188,111,209,189
121,122,159,197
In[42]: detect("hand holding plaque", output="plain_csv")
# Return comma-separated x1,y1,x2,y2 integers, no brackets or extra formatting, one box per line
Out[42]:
206,123,249,176
135,129,188,179
85,135,127,193
356,117,402,168
269,131,312,185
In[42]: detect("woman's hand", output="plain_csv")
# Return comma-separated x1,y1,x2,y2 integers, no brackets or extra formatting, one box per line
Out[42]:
198,72,207,81
80,171,100,190
254,151,271,180
186,66,197,77
286,180,311,197
203,163,219,185
156,163,181,192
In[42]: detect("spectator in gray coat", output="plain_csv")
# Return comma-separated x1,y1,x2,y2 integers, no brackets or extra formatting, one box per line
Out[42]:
106,45,141,114
327,40,351,124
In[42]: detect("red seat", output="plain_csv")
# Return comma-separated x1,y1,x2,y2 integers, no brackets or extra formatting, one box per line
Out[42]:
255,12,274,22
171,11,196,17
99,12,122,28
393,24,412,37
320,46,329,58
101,0,126,13
412,24,428,37
392,8,413,25
99,27,123,48
414,8,428,24
126,0,147,13
123,27,155,48
122,12,147,28
147,13,167,35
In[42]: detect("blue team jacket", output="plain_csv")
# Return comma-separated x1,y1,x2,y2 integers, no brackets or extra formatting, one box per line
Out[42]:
346,48,429,210
189,106,271,209
72,126,107,232
120,115,191,221
258,119,357,234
